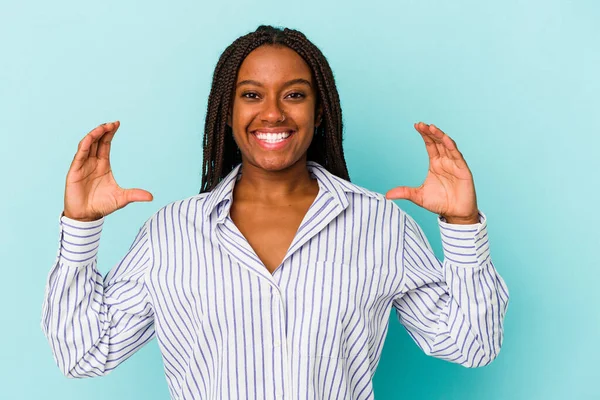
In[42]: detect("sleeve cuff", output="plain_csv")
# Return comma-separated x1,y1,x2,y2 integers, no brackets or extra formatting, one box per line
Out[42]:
58,211,105,263
438,211,490,266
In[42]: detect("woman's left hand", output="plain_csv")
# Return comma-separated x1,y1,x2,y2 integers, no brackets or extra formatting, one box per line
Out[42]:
385,122,480,224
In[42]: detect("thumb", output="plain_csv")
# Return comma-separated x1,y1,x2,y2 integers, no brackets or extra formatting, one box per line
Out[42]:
385,186,420,203
121,188,154,206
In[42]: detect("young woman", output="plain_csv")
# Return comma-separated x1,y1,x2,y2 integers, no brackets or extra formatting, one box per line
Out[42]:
42,25,509,399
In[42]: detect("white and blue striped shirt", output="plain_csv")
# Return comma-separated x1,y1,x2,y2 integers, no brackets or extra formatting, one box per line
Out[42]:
41,160,509,399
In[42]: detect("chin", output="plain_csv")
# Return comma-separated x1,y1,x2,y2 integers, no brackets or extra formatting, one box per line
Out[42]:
251,155,302,172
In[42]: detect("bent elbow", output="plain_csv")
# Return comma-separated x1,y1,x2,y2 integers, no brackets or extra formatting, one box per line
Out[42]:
62,360,108,379
462,345,503,368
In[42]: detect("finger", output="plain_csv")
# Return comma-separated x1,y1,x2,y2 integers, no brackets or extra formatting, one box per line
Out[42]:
72,122,116,168
429,124,464,161
97,120,120,160
418,122,455,161
87,121,118,158
119,188,154,208
385,186,422,204
90,140,99,159
72,134,92,167
414,122,440,159
91,121,119,158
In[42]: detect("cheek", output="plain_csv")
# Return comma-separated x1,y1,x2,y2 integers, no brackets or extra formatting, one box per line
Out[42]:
234,106,261,128
296,108,316,130
289,101,316,122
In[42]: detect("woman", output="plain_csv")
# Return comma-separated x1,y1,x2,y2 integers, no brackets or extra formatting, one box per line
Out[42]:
42,25,509,399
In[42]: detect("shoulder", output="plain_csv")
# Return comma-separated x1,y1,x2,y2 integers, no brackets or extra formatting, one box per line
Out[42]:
337,179,386,202
336,177,408,221
144,193,212,228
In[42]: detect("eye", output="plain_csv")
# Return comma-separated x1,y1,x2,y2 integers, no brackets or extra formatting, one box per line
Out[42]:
286,92,305,100
241,92,260,99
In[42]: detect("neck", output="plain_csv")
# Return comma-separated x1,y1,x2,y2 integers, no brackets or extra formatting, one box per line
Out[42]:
233,158,317,204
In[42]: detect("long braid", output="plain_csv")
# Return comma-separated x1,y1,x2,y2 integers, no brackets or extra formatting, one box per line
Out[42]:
200,25,350,193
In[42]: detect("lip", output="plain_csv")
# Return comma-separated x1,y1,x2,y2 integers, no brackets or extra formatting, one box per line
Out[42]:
250,129,295,151
250,127,296,134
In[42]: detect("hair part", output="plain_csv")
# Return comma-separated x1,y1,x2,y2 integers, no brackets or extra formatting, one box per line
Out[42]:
200,25,350,193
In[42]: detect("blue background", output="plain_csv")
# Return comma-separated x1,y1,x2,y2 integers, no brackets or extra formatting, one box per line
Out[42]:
1,0,598,398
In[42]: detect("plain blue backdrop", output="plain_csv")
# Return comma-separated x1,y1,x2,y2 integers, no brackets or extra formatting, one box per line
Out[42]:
1,0,598,398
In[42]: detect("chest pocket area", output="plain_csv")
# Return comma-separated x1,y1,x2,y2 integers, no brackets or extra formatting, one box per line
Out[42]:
288,261,383,360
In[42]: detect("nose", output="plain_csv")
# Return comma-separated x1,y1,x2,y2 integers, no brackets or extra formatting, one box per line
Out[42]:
259,96,285,124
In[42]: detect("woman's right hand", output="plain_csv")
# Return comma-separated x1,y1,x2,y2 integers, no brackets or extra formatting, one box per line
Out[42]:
63,121,153,222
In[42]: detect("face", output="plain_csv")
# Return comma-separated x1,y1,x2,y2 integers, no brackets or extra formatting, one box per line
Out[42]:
229,45,321,172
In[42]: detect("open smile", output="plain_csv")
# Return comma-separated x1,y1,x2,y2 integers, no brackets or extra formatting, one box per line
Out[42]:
250,129,296,150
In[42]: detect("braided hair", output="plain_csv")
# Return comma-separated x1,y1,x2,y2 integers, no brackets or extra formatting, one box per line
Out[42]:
199,25,350,193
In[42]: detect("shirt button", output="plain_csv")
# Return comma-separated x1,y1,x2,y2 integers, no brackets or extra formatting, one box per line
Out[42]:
275,391,284,399
273,340,281,348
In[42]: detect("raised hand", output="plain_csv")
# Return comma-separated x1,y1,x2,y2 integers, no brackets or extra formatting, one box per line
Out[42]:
385,122,479,224
63,121,153,222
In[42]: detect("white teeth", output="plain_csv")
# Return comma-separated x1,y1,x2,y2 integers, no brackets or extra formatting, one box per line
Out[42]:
255,131,292,142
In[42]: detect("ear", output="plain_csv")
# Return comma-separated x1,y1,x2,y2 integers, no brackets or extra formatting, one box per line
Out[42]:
315,105,323,127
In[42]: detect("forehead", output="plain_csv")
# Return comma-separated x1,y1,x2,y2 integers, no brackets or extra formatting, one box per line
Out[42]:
237,45,312,84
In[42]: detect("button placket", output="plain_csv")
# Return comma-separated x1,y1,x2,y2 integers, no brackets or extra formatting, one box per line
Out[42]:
271,287,291,399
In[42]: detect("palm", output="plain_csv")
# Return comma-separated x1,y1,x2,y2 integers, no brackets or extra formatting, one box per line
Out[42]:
63,121,153,221
66,161,124,218
386,122,478,220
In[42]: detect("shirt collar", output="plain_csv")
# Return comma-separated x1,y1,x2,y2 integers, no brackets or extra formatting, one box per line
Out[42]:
202,161,379,224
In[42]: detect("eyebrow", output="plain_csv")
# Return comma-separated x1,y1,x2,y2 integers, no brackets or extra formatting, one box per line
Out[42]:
236,78,312,89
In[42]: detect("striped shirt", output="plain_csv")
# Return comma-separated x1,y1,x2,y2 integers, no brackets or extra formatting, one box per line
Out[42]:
41,160,509,399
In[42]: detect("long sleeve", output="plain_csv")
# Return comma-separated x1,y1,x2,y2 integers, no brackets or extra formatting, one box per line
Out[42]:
41,212,155,378
392,210,509,368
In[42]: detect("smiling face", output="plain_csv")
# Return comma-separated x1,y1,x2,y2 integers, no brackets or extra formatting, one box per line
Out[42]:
229,44,321,172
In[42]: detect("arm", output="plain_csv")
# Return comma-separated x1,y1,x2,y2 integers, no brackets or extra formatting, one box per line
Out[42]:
392,210,509,367
40,212,155,378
